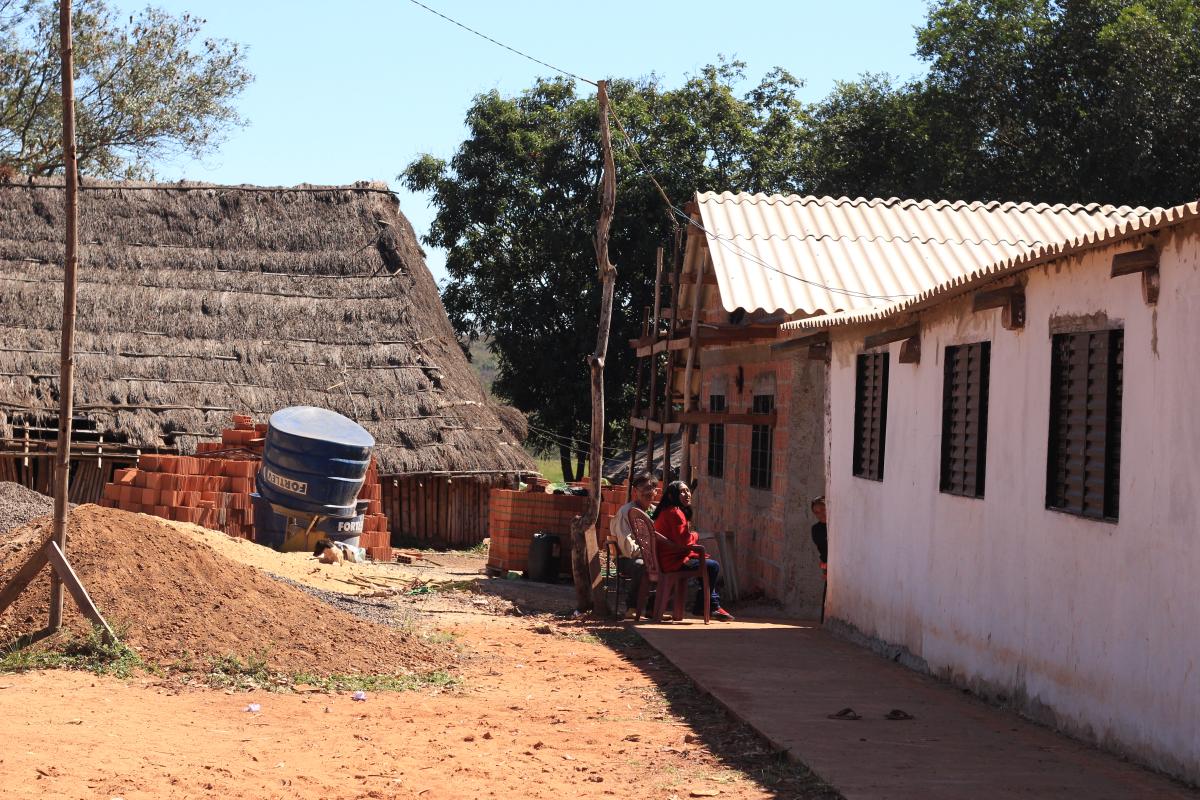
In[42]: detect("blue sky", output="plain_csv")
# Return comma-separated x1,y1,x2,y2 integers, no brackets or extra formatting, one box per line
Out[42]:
111,1,932,282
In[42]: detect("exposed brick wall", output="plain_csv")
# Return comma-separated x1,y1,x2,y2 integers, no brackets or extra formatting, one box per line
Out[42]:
691,348,827,615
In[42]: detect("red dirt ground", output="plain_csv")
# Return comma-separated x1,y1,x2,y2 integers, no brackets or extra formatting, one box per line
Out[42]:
0,506,449,675
0,612,835,800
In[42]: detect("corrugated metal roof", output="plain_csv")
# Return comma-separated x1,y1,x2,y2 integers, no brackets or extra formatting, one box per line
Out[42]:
696,192,1153,317
782,200,1200,331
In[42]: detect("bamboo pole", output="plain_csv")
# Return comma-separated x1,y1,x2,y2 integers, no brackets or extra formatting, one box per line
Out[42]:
48,0,80,633
569,80,617,614
679,244,706,483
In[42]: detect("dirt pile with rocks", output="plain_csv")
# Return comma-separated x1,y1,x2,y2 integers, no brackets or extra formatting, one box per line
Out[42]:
0,482,56,541
0,505,452,676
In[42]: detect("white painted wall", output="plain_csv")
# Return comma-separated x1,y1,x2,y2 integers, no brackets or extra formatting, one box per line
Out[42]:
826,223,1200,783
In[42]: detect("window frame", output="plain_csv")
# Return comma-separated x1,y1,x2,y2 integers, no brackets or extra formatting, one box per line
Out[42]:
852,351,889,481
749,393,774,490
939,341,991,498
1045,328,1123,521
706,394,726,479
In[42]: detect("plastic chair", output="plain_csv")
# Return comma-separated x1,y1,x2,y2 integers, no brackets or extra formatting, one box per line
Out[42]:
628,507,710,624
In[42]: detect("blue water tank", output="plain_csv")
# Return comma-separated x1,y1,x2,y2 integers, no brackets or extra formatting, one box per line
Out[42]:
251,492,366,552
255,406,374,521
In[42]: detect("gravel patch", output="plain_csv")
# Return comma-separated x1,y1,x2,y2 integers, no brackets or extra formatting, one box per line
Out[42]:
272,574,417,629
0,482,57,540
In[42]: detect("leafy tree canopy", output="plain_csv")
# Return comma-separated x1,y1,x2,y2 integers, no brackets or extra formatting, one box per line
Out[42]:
403,61,810,478
807,0,1200,206
0,0,251,178
406,2,1200,473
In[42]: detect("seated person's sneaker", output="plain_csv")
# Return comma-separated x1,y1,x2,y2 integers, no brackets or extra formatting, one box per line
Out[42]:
712,607,735,622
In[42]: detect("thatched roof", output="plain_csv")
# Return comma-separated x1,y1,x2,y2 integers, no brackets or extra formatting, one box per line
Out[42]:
0,178,533,475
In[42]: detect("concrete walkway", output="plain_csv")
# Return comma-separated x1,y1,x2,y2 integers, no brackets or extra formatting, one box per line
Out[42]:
635,618,1197,800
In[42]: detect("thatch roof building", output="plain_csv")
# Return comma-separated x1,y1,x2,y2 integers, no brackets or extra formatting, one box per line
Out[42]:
0,178,533,480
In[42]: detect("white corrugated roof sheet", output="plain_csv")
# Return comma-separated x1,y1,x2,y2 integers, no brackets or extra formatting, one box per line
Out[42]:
696,192,1153,317
782,199,1200,331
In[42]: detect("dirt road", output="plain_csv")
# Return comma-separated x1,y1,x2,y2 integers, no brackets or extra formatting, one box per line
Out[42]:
0,589,835,800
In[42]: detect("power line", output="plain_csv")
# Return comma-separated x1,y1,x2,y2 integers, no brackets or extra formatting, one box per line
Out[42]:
526,423,625,457
406,0,597,87
404,1,909,302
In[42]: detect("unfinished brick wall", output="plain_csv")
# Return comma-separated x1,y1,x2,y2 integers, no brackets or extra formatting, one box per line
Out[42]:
98,415,391,561
486,490,590,575
691,349,827,615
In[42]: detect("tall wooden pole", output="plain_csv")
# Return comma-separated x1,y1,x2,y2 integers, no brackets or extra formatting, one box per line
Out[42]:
569,79,616,614
48,0,80,632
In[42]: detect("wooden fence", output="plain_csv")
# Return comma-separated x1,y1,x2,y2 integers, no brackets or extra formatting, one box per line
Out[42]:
381,473,520,548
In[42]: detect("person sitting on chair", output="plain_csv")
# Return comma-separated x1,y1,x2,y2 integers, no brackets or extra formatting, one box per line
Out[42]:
652,481,734,621
610,471,658,617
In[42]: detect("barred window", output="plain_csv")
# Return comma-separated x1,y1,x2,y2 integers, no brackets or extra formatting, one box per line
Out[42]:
707,394,726,478
940,342,991,497
1046,330,1123,520
853,352,889,481
749,394,774,490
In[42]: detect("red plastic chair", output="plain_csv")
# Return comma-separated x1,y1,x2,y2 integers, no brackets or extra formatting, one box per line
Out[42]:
628,507,710,624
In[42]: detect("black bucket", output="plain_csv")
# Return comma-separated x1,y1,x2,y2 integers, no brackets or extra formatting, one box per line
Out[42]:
526,532,561,583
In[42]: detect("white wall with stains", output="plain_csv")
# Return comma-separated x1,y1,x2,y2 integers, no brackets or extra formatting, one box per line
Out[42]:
825,223,1200,783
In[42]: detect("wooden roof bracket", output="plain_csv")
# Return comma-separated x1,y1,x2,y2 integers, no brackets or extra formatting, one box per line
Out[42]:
864,322,920,364
771,331,831,363
1110,245,1159,305
972,282,1026,329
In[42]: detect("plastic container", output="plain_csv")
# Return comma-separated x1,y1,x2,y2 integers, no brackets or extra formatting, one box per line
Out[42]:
256,406,374,520
525,532,561,583
251,492,366,552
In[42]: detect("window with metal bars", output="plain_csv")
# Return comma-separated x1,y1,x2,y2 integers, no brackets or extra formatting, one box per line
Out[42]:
940,342,991,497
749,394,774,489
853,352,889,480
707,394,726,478
1046,329,1123,520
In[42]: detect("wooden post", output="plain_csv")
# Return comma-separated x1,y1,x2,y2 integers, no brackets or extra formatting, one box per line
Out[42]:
49,0,80,633
679,244,706,484
568,80,617,614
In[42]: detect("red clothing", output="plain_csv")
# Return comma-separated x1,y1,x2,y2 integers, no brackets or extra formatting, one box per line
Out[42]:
654,506,697,572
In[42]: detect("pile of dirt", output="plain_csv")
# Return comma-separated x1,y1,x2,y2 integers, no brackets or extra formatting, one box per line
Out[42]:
0,482,55,540
0,505,452,677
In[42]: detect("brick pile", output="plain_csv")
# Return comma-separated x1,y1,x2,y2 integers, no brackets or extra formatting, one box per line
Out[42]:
99,452,258,537
98,415,393,561
356,458,391,562
486,489,588,575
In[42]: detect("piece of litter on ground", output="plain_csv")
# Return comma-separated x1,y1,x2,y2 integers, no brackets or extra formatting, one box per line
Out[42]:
690,791,721,797
352,691,367,702
244,703,261,713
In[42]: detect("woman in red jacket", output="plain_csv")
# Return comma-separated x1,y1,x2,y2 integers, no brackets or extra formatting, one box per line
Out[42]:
652,481,734,621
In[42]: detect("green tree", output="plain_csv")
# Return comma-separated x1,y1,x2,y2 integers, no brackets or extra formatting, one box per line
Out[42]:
403,62,810,480
805,0,1200,207
0,0,251,177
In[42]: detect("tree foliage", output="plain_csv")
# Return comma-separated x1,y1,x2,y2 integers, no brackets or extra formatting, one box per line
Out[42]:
807,0,1200,207
406,2,1200,469
403,62,810,478
0,0,251,178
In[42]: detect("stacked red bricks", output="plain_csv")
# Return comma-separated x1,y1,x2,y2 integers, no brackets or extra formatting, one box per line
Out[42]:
99,414,392,561
356,458,391,562
486,489,589,575
99,451,259,539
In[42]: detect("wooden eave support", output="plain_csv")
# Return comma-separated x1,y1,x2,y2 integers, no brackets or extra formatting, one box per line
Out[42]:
864,322,920,363
772,331,831,363
632,323,780,357
972,284,1026,329
1110,246,1159,305
673,409,777,426
629,417,682,434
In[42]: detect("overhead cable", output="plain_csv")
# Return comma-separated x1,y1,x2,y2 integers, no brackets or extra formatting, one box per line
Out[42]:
406,0,597,87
